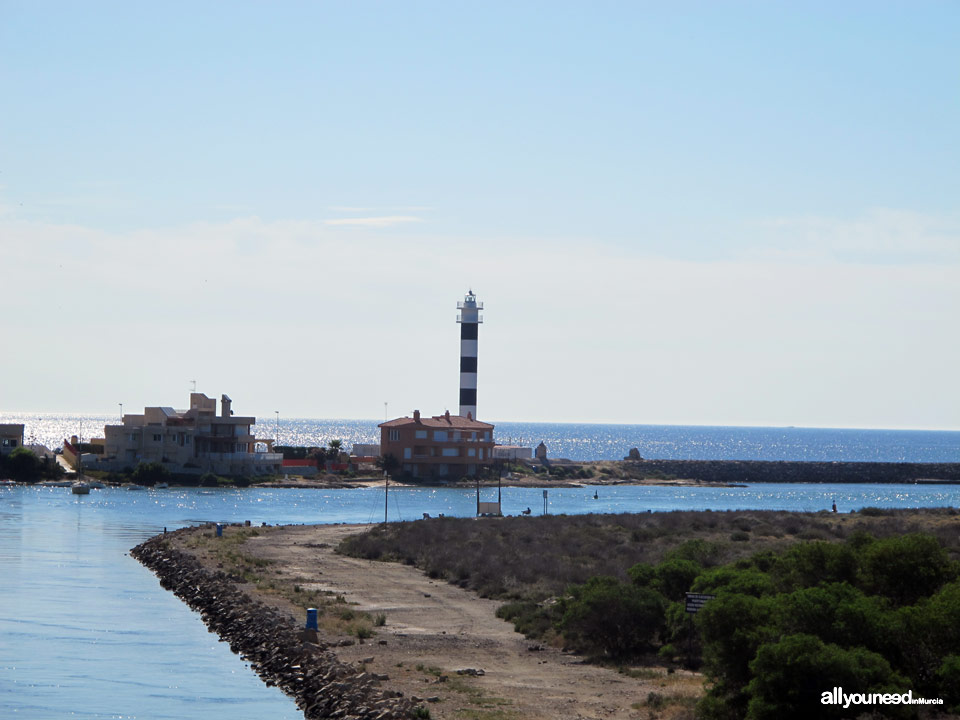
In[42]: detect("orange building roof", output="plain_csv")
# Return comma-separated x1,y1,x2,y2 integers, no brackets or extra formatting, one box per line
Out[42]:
379,410,493,430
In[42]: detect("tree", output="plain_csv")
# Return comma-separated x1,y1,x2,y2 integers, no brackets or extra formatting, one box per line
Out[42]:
559,576,665,658
859,534,955,606
377,453,400,476
745,634,911,720
654,557,702,602
696,593,778,697
131,461,171,486
310,447,328,466
4,447,40,481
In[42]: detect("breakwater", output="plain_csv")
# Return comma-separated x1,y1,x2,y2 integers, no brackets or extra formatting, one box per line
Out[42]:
131,529,419,720
630,459,960,484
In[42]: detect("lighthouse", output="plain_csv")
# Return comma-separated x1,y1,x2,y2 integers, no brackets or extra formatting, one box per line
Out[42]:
457,290,483,418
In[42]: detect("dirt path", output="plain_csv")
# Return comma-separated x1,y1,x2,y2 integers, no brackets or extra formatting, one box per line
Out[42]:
173,523,700,720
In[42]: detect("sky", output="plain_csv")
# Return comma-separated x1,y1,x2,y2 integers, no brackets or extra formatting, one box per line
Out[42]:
1,1,958,430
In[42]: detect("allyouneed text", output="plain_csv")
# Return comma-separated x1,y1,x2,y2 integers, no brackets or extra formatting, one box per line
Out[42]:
822,687,943,708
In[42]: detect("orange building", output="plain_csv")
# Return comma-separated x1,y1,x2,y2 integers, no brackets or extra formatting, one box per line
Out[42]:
379,410,494,480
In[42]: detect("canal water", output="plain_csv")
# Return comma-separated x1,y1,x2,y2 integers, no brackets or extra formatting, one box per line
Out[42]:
2,482,959,718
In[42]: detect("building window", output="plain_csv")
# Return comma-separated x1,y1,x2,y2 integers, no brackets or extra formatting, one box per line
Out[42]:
442,447,458,457
389,429,399,441
403,448,411,459
153,434,161,442
483,431,490,441
415,430,427,439
452,431,460,441
434,430,447,442
468,448,476,457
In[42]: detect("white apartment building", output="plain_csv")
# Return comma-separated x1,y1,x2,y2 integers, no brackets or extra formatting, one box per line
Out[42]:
97,393,281,476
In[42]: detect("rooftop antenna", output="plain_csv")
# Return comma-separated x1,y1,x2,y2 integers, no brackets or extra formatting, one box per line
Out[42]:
190,379,197,393
384,402,388,421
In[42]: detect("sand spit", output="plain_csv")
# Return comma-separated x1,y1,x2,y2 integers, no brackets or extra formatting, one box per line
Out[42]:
135,523,697,720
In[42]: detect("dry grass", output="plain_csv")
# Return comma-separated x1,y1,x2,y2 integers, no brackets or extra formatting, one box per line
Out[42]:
181,526,377,638
339,508,960,603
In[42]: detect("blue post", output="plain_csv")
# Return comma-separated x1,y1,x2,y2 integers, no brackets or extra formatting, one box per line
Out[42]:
216,524,223,538
306,608,318,630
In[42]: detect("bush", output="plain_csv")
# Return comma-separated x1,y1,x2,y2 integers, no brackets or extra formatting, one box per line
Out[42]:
496,600,555,638
936,654,960,712
131,461,171,486
4,447,41,481
199,472,219,487
559,576,665,658
744,634,910,720
859,534,955,605
654,558,702,602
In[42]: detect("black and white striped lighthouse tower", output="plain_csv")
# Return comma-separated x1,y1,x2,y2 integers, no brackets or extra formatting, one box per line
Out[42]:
457,290,483,419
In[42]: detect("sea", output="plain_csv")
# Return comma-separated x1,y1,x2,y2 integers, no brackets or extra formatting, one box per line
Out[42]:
5,413,960,463
2,415,959,718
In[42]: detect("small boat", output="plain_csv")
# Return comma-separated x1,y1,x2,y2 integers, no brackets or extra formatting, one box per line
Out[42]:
0,479,17,487
71,481,91,495
126,484,146,491
39,480,73,487
86,480,106,489
154,482,169,489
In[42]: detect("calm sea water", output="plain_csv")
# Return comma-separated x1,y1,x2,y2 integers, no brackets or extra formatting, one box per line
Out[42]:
5,413,960,463
2,482,960,718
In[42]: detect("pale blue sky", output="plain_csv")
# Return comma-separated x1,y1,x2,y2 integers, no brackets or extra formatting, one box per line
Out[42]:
2,2,958,429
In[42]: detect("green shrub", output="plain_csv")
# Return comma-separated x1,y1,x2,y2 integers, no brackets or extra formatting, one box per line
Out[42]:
4,447,41,481
496,600,554,638
131,461,171,486
559,576,665,658
654,558,702,601
744,634,910,720
859,534,955,605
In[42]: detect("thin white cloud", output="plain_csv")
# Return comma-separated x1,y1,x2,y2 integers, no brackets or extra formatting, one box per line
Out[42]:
2,214,958,429
324,215,422,228
748,209,960,264
327,205,433,213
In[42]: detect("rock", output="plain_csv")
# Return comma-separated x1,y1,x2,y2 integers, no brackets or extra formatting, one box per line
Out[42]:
129,532,412,720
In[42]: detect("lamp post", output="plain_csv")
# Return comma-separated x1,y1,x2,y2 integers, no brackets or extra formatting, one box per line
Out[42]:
119,403,123,423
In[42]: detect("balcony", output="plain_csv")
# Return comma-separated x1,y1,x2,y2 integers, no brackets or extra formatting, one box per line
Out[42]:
457,301,483,310
456,313,484,323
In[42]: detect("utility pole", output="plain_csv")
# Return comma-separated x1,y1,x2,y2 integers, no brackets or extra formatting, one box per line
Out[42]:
384,471,389,524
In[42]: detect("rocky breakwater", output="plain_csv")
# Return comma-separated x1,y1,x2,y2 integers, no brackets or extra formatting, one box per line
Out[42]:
630,458,960,484
132,530,420,720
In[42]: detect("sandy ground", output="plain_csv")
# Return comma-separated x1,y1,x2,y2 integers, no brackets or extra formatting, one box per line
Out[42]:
171,524,701,720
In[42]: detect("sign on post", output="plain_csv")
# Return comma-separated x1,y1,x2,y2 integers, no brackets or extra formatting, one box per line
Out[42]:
684,592,715,614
